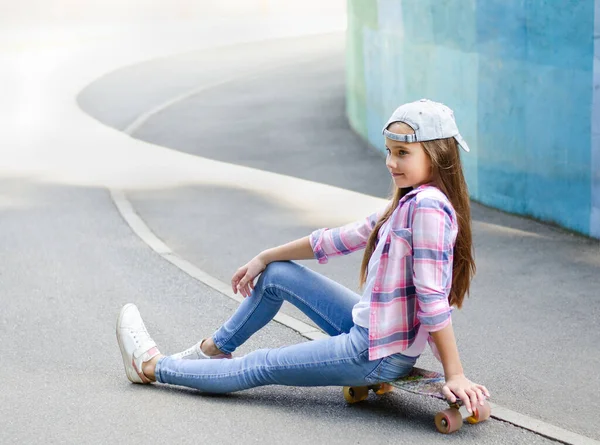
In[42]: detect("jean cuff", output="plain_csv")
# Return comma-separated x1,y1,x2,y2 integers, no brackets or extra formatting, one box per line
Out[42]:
154,356,168,384
211,333,234,355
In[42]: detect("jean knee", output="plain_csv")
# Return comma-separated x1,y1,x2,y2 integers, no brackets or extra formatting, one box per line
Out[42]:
258,261,298,288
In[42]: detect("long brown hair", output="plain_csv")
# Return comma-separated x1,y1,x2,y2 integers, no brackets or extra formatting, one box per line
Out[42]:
359,137,475,308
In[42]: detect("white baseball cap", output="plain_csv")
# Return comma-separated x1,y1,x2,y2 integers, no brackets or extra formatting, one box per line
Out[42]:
382,99,470,152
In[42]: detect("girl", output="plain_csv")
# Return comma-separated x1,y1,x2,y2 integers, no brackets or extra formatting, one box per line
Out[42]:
116,99,490,415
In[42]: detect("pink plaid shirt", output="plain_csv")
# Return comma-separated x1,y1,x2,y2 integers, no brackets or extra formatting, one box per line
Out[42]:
310,184,457,360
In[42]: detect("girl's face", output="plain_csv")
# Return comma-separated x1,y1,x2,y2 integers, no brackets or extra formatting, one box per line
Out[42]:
385,122,432,189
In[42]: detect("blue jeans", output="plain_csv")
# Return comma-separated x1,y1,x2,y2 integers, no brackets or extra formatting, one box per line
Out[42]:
155,261,416,392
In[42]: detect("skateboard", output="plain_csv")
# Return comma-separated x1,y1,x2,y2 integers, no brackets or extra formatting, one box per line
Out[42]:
343,367,491,434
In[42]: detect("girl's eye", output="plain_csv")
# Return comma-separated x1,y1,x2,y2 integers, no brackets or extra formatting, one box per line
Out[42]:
386,148,408,157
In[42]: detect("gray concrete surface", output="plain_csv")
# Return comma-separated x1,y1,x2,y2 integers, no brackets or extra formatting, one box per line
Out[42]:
0,177,559,445
77,33,600,441
0,15,596,443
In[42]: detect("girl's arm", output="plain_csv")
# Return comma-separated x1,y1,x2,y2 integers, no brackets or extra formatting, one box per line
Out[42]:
259,236,315,263
430,324,490,414
233,204,388,296
310,204,389,264
232,237,314,297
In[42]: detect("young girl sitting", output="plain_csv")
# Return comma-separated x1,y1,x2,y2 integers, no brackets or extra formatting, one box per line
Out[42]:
116,98,490,415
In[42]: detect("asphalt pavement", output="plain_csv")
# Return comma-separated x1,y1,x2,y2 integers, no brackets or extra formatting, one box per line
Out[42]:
1,19,598,445
79,32,600,440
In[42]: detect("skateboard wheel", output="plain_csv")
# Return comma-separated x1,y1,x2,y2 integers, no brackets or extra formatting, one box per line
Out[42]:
374,383,393,395
466,401,491,424
343,386,369,403
435,409,463,434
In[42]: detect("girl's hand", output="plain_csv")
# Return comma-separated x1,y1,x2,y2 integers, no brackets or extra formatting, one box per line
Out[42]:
231,256,267,298
442,374,490,414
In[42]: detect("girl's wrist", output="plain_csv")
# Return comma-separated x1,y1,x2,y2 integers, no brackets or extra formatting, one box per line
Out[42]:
441,358,464,380
257,251,272,265
444,366,465,380
445,372,465,381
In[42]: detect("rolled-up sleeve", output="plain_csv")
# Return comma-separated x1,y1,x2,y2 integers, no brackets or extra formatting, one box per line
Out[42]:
411,197,457,331
309,206,386,264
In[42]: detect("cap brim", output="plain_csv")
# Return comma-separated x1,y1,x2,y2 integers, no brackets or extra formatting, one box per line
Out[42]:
454,134,470,152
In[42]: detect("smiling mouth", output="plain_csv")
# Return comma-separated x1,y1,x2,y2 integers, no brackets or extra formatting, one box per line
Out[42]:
391,173,404,177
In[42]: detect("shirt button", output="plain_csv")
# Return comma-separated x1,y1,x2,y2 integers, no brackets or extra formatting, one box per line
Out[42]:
374,286,379,291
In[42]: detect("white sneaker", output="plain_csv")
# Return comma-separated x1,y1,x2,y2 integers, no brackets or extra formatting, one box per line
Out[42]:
116,303,161,384
170,340,232,360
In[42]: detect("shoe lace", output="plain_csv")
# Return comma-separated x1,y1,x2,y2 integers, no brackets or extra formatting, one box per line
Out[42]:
129,324,152,345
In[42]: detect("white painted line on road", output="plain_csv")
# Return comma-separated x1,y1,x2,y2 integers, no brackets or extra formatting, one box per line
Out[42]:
110,189,171,255
110,187,325,338
123,57,330,137
110,187,600,445
486,404,599,445
123,77,239,135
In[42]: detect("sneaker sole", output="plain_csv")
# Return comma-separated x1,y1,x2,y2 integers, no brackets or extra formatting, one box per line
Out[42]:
116,303,143,384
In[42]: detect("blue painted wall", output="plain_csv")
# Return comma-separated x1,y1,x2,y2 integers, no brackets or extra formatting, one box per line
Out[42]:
347,0,600,238
592,0,600,238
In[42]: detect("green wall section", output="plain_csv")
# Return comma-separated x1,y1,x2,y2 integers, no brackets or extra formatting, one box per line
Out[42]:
346,0,378,139
347,0,600,239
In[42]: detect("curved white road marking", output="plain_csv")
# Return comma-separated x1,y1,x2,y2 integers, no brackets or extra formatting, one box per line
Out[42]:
111,188,598,445
106,49,599,445
124,65,284,135
110,189,328,340
123,77,238,135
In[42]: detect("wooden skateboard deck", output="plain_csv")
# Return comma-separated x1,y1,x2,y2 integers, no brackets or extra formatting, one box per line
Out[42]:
342,367,491,434
390,367,447,400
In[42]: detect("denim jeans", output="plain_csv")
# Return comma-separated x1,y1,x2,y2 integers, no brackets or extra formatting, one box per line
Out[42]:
155,261,416,393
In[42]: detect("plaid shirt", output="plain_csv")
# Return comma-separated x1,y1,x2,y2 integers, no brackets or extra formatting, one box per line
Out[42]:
310,184,457,361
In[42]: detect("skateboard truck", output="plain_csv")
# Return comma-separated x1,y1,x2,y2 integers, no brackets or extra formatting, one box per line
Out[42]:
343,368,491,434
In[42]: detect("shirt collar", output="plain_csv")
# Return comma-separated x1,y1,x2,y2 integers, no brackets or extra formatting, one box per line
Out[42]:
399,183,435,205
